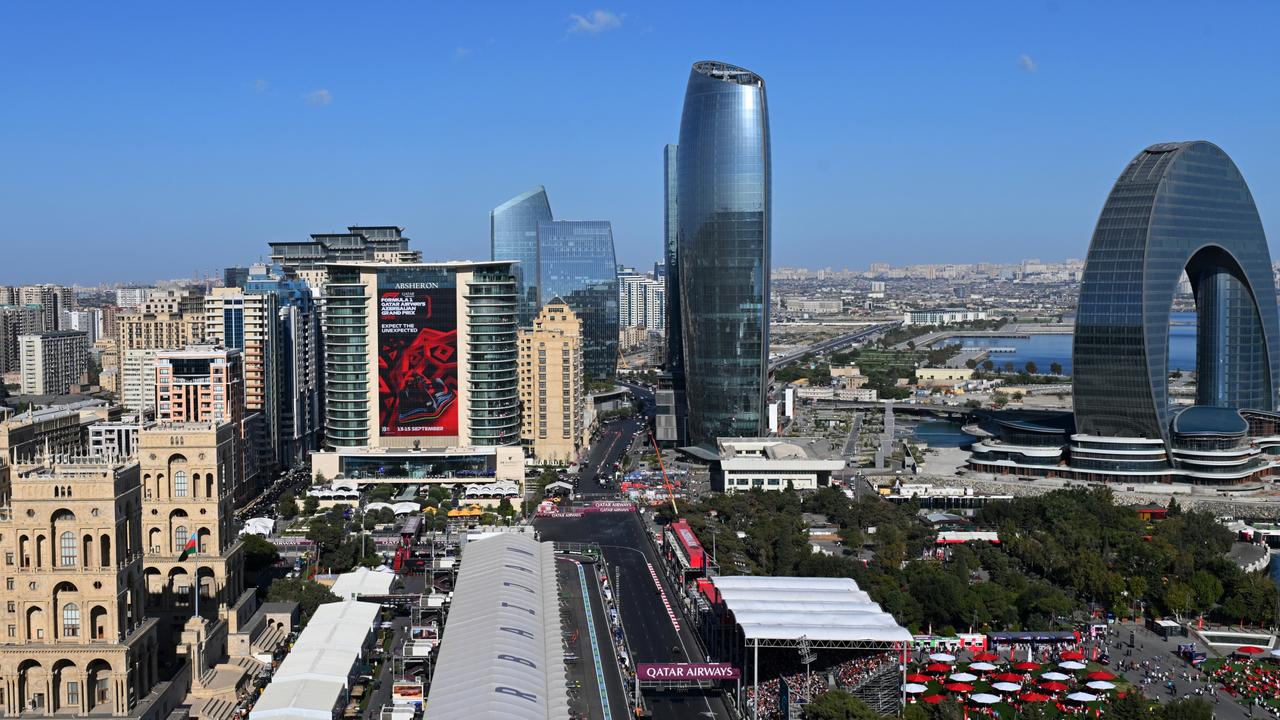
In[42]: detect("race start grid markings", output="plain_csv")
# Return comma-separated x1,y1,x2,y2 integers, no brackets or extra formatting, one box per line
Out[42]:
646,562,680,631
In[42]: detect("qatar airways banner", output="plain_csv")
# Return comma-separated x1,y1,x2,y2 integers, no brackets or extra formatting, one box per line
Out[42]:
636,663,741,681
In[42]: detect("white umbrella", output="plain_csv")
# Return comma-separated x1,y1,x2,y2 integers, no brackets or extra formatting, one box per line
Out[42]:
969,662,997,672
1066,692,1099,703
949,673,978,683
1058,661,1087,670
992,682,1022,693
1270,648,1280,659
930,653,957,663
969,693,1001,705
1040,671,1070,681
1086,681,1116,691
903,683,929,694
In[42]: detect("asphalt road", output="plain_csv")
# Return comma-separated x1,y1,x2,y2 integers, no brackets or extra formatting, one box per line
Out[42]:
575,417,645,499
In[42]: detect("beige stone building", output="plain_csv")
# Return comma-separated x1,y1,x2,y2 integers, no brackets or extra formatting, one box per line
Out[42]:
116,291,203,353
518,300,587,463
0,457,176,718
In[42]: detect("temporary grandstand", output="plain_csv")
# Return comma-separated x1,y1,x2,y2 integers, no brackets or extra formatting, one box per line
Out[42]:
703,576,912,717
424,534,569,719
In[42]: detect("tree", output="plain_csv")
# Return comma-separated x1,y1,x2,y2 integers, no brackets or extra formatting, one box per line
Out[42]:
1105,691,1157,720
982,359,995,371
497,497,516,518
1003,361,1015,373
964,358,977,369
266,578,337,624
277,491,299,519
303,496,320,515
801,690,884,720
1159,698,1213,720
242,534,280,574
1049,361,1063,376
1024,360,1038,374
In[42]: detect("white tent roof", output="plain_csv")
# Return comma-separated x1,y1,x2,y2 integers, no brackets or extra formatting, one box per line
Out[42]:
250,678,347,720
711,576,911,643
241,517,275,536
330,567,396,600
424,534,568,720
292,601,380,653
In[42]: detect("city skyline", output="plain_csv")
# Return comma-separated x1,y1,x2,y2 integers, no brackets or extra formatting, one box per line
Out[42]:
5,3,1280,283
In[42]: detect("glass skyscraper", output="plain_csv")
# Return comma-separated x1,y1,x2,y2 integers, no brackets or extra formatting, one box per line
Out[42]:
677,61,770,445
1073,141,1280,448
662,143,688,443
491,187,553,327
536,220,619,380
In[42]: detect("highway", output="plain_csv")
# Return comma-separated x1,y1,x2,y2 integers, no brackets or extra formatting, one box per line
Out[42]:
769,321,900,371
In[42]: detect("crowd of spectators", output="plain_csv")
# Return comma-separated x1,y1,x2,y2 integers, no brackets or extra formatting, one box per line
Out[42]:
745,652,896,720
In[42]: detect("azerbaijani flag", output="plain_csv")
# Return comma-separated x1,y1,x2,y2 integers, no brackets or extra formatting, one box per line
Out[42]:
179,535,198,561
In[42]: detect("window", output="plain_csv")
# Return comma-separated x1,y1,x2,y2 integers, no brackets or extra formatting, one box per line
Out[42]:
5,602,11,612
66,681,78,706
174,471,188,497
62,604,80,637
59,532,77,567
175,526,189,551
4,579,11,591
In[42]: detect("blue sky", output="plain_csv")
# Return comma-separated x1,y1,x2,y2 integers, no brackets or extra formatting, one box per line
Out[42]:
2,1,1278,284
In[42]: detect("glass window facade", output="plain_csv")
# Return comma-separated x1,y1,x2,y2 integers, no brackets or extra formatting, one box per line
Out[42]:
490,187,553,327
1073,141,1280,447
677,61,770,445
536,220,619,380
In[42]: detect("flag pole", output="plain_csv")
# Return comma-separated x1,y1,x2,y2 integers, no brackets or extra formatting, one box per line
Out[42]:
193,564,199,620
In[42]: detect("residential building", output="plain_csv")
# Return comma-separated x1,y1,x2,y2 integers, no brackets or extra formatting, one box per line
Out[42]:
0,405,89,465
490,187,553,327
268,226,419,290
617,269,666,332
677,61,771,445
518,300,587,463
902,308,988,326
116,290,203,352
17,285,62,332
60,309,101,344
536,220,619,380
88,420,142,460
320,261,520,449
153,347,243,427
120,349,159,413
19,331,89,395
115,288,149,309
0,305,42,375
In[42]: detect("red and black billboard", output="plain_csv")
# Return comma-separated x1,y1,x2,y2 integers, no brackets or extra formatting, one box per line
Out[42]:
377,271,458,437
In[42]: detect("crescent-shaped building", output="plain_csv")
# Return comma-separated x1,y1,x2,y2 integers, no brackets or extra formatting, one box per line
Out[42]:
970,142,1280,484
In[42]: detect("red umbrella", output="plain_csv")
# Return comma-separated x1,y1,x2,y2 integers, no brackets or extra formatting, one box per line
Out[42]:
993,672,1025,683
907,673,933,683
923,695,946,704
1040,681,1069,692
926,663,952,673
1014,661,1040,671
1086,671,1116,681
1237,646,1266,655
1019,692,1052,702
973,652,1000,662
1060,651,1084,661
944,682,975,693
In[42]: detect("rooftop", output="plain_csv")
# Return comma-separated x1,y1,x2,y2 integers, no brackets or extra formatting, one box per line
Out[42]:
693,60,764,87
1172,406,1248,436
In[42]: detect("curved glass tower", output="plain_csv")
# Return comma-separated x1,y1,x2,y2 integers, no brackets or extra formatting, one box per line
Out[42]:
677,60,770,446
537,220,619,380
1073,141,1280,448
491,187,553,327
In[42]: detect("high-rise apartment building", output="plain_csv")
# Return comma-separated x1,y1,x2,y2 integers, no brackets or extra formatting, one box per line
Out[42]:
268,226,420,290
114,288,149,309
0,457,172,718
519,300,587,463
321,261,520,449
19,331,89,395
116,290,202,352
617,269,666,332
677,61,771,445
17,285,62,332
120,349,159,413
154,347,244,427
536,220,619,380
491,187,554,327
0,305,42,376
60,309,101,345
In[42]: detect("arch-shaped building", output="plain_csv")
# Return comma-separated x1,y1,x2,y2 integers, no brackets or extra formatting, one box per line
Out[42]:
1073,141,1280,453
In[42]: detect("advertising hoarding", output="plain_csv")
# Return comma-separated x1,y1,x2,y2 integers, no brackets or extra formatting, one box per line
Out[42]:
378,270,458,437
635,663,740,681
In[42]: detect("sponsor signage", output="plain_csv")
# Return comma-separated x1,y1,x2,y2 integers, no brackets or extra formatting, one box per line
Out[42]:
378,270,459,437
588,500,636,513
636,663,740,681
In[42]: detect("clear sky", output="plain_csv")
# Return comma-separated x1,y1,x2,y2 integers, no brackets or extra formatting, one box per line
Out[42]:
2,1,1278,284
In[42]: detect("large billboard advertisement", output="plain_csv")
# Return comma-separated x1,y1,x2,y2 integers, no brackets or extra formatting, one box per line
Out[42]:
378,270,458,437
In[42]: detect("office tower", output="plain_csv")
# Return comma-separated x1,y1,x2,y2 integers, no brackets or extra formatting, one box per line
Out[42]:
19,331,89,395
535,221,619,380
519,300,587,463
204,288,278,470
137,422,245,633
0,305,43,375
677,61,771,445
491,187,554,327
1074,141,1280,448
321,261,520,449
222,266,250,289
0,457,168,718
18,285,60,332
268,226,419,290
617,269,666,332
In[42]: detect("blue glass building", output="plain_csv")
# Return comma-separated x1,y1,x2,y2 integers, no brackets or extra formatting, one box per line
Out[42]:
677,61,770,445
491,187,553,327
536,220,619,380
